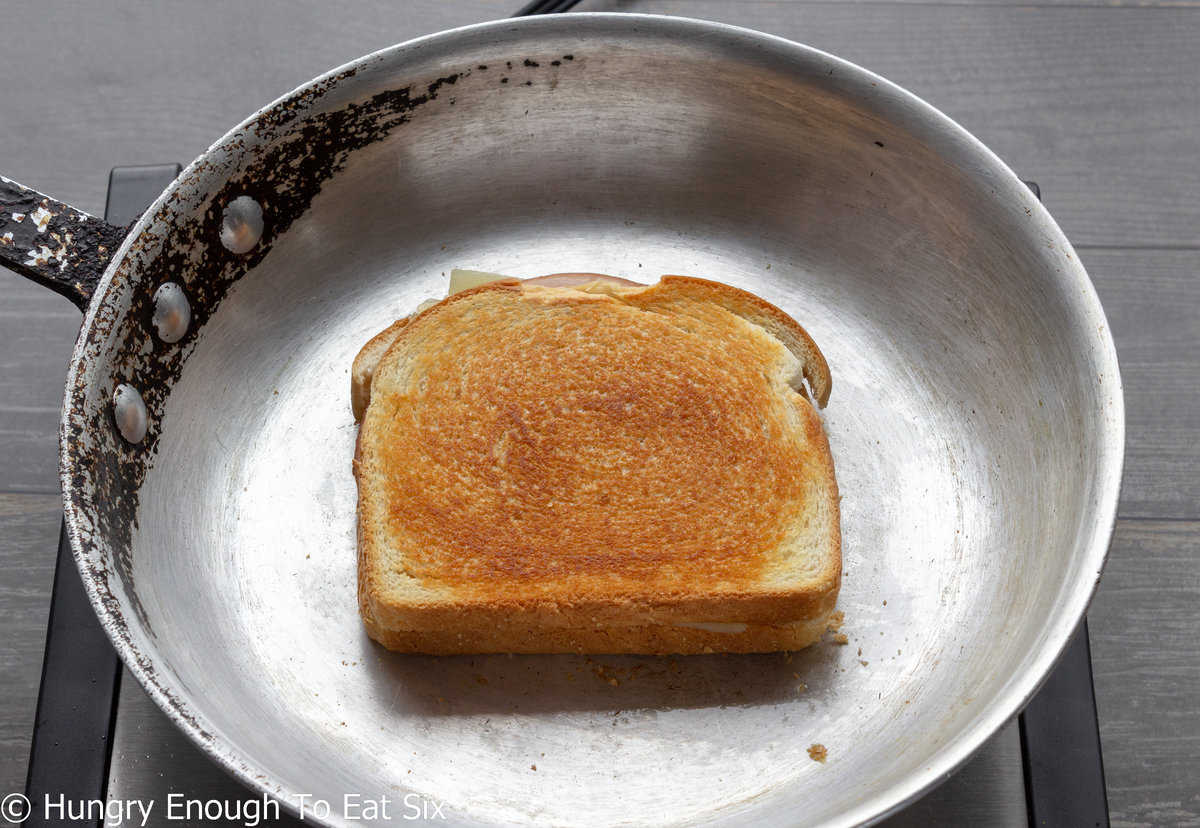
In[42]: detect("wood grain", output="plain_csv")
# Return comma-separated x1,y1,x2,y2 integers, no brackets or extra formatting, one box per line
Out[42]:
1090,520,1200,828
0,1,503,217
0,2,1195,247
0,272,81,494
1085,248,1200,519
0,494,62,802
584,1,1200,248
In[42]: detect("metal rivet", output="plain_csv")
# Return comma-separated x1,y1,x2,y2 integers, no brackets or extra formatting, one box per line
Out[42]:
152,282,191,343
113,384,148,444
220,195,263,254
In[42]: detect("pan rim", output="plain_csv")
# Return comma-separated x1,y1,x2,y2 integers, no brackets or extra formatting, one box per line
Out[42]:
58,12,1125,827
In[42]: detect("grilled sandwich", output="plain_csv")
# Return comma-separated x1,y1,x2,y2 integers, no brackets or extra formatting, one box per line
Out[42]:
352,271,839,654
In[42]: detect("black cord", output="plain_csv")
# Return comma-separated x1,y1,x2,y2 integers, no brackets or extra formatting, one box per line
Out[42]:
514,0,584,16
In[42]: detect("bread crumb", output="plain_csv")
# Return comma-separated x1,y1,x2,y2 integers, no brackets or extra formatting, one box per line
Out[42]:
832,633,849,645
807,744,828,763
608,678,619,686
826,611,845,632
882,600,887,606
859,660,869,667
475,675,488,685
530,764,537,771
857,647,862,656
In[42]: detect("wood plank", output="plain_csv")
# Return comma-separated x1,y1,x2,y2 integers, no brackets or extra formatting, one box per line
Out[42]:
0,3,1196,246
0,0,504,216
1084,248,1200,519
0,494,62,801
0,272,80,494
1090,519,1200,828
587,1,1200,247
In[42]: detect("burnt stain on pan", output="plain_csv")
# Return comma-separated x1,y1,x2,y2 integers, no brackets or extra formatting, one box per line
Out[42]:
60,54,578,727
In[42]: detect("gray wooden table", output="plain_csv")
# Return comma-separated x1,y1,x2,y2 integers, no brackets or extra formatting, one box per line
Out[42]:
1,1,1197,826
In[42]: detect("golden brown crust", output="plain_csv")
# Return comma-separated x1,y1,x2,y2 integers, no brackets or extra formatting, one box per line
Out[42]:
355,276,840,645
363,618,830,655
351,317,411,422
651,276,832,407
351,275,831,423
371,291,809,584
350,275,638,421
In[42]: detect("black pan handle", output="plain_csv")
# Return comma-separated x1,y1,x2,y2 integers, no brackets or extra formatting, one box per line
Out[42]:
0,176,129,310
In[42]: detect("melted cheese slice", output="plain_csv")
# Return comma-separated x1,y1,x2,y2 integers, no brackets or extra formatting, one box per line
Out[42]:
448,268,511,295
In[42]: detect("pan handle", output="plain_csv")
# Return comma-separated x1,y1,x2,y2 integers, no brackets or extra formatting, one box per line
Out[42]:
0,175,130,311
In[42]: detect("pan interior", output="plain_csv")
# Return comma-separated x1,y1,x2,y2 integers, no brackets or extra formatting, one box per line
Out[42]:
116,22,1115,828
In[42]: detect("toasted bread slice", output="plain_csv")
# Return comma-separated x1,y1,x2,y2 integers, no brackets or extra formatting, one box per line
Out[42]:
351,318,412,422
354,275,839,654
351,274,645,422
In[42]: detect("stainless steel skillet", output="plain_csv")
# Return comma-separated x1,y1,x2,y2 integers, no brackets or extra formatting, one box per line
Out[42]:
0,14,1123,827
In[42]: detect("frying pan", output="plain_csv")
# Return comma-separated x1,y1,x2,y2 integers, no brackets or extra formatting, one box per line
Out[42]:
0,14,1122,827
